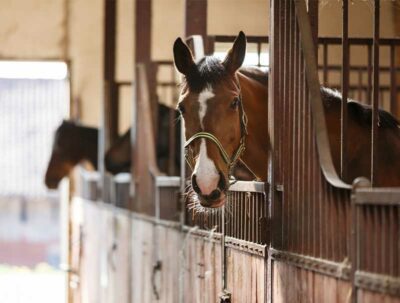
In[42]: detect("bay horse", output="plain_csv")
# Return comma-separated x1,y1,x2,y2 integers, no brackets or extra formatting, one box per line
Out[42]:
45,120,98,189
174,31,269,208
174,31,400,209
105,103,182,175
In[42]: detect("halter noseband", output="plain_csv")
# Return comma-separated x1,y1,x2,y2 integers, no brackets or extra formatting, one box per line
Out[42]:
184,89,249,177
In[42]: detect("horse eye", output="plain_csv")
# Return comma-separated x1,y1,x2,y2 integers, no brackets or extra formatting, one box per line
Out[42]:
177,104,185,114
230,97,240,109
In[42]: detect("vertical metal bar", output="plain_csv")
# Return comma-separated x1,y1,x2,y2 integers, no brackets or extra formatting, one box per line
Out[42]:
269,0,283,250
323,42,328,86
390,44,397,117
358,68,363,101
367,44,372,105
371,0,380,186
341,0,349,181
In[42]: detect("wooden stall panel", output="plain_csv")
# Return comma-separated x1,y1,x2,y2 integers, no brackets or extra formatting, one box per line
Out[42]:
182,235,222,303
226,248,266,303
156,225,181,303
131,218,155,303
80,201,102,303
102,210,131,303
272,261,351,303
70,198,85,303
358,289,400,303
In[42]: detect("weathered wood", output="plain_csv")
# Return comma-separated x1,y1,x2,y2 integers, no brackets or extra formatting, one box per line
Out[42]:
80,201,102,303
226,248,265,302
359,289,400,303
131,217,155,303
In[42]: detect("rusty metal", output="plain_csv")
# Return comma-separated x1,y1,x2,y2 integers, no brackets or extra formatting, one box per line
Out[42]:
371,0,380,186
270,248,351,280
390,44,397,116
224,237,267,257
341,0,349,181
294,0,350,189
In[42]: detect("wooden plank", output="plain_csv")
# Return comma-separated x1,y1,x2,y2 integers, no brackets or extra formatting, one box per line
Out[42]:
336,279,351,303
359,289,400,303
272,261,287,303
226,248,266,302
131,218,155,303
80,201,102,303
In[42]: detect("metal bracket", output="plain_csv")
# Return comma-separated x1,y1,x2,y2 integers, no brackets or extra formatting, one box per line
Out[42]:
219,291,231,303
152,260,162,300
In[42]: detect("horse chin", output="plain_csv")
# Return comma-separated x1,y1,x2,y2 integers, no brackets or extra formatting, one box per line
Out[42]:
199,192,226,209
45,178,60,189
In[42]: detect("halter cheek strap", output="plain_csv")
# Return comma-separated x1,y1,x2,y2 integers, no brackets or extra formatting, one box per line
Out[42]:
184,89,258,179
184,131,246,174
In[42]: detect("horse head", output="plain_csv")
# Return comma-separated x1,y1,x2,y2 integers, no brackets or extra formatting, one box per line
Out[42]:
45,120,98,189
105,129,131,174
173,31,247,208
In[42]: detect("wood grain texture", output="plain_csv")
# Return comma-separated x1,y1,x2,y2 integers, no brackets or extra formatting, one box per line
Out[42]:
226,248,266,303
272,261,354,303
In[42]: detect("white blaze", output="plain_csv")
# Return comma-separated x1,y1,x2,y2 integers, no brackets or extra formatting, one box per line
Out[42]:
198,87,214,128
193,87,219,195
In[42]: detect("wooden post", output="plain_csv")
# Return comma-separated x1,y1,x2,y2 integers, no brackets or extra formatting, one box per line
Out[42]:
185,0,209,53
100,0,118,201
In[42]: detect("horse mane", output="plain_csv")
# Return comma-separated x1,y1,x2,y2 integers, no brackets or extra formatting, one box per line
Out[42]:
238,67,268,86
321,87,400,129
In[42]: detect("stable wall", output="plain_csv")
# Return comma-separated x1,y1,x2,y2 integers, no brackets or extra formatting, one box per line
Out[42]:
0,0,399,128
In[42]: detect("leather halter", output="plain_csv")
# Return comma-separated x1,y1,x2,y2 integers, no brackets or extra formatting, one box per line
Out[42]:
184,84,249,177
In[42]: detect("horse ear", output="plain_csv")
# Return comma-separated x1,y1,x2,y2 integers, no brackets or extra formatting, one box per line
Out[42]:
223,31,247,74
173,38,195,75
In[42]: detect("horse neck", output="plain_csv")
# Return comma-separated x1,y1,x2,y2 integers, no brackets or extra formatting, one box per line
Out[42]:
75,125,98,168
237,72,269,180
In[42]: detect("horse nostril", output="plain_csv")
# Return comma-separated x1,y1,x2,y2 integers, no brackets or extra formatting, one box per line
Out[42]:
208,189,221,201
191,174,201,194
218,171,227,191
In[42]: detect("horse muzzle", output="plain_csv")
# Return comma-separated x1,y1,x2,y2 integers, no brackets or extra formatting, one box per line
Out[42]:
191,171,228,208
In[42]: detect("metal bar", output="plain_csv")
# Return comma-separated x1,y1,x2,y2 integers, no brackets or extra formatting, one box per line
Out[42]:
341,0,349,181
390,44,397,116
294,0,351,189
358,68,363,101
270,248,351,280
371,0,380,186
318,36,400,46
269,0,284,249
229,181,267,193
354,189,400,205
317,64,400,72
323,42,328,86
355,270,400,297
367,44,373,105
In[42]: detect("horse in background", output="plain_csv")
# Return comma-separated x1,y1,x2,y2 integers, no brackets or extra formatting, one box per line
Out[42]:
45,120,98,189
105,103,182,175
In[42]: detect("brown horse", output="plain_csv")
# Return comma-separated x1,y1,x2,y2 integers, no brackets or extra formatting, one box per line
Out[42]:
45,120,98,189
322,87,400,186
174,31,269,208
174,31,400,209
105,103,182,175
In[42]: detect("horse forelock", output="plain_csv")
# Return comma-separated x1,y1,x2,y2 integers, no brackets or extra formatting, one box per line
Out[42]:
183,56,229,92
